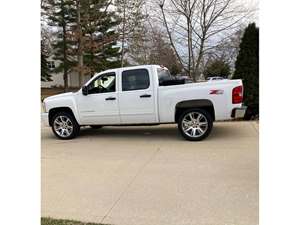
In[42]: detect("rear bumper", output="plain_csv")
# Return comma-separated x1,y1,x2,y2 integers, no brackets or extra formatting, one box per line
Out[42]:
41,113,50,127
231,106,247,119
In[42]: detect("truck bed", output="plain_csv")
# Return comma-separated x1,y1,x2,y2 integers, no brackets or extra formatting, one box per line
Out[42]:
157,79,243,122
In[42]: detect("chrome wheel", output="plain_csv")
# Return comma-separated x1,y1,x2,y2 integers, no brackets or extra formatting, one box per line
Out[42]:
181,112,208,138
53,115,73,138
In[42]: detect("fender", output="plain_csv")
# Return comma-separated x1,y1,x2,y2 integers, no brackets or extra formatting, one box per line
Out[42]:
44,92,81,125
175,99,215,122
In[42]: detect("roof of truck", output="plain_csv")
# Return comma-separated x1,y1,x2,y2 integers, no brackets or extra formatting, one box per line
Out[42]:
96,65,163,74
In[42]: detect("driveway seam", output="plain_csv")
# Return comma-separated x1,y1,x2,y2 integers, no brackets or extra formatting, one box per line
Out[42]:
100,147,161,223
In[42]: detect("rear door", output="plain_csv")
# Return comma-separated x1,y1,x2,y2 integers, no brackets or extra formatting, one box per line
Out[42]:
118,68,156,124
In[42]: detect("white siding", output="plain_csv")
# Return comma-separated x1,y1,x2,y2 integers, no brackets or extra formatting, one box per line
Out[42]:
41,55,97,88
41,57,64,87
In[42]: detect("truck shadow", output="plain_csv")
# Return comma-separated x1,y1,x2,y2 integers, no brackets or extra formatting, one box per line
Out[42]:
75,123,242,141
78,125,181,141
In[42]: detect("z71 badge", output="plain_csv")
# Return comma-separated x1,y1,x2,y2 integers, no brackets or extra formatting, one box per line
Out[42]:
209,89,224,95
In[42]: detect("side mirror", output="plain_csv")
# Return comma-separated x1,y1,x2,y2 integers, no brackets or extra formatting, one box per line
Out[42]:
82,86,88,96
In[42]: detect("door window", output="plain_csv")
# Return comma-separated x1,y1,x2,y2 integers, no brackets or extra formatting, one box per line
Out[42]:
87,73,116,94
122,69,150,91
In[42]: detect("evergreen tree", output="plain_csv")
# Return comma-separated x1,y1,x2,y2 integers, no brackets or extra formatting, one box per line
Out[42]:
80,0,121,77
233,23,259,118
41,24,53,82
203,59,231,79
42,0,77,91
41,41,52,81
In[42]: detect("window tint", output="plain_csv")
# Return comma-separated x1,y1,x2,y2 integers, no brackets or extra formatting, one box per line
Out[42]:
122,69,150,91
87,73,116,94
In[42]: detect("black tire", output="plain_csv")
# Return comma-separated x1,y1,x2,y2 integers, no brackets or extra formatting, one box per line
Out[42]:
90,125,103,129
178,108,213,141
50,111,80,140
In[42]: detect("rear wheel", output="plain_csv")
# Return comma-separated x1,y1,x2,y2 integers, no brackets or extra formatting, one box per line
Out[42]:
51,112,80,139
178,108,213,141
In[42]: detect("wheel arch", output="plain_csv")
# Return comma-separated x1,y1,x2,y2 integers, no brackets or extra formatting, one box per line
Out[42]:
48,107,78,126
175,99,215,123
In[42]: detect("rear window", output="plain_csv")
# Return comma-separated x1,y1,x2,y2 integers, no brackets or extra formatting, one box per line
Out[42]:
157,68,172,85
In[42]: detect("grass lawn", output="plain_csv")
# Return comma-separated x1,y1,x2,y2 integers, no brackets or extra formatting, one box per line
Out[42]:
41,218,110,225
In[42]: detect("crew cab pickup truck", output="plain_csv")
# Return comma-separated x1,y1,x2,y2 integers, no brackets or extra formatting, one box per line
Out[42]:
42,65,246,141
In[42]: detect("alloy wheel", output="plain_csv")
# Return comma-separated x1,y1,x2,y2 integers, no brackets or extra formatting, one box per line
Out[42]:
181,112,208,138
53,115,73,138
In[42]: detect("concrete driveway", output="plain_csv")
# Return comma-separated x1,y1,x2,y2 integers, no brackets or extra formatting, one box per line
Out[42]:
41,121,258,225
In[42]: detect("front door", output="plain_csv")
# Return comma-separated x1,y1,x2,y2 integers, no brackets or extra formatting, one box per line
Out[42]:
77,72,120,125
118,68,156,124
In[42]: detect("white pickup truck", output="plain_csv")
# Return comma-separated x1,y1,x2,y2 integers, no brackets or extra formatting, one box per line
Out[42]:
42,65,246,141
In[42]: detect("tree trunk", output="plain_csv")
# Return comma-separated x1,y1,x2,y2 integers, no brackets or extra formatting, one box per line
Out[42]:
193,37,205,82
159,3,189,75
187,17,192,78
90,33,94,78
77,0,83,87
62,22,68,92
121,2,126,67
78,55,83,86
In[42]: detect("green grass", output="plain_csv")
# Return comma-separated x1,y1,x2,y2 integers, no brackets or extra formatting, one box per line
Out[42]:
41,217,110,225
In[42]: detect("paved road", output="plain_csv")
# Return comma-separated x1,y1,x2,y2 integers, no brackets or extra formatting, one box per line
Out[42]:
41,121,258,225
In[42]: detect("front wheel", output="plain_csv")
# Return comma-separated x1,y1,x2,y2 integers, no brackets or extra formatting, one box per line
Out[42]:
51,112,80,140
178,109,213,141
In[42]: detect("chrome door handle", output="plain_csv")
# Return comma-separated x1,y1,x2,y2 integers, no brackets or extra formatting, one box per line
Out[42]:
140,94,151,98
105,97,116,100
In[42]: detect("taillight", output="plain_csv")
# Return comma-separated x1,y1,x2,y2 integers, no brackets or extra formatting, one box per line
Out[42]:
232,85,243,104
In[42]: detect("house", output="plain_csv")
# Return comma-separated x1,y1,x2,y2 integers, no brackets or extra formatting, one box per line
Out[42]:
41,55,90,88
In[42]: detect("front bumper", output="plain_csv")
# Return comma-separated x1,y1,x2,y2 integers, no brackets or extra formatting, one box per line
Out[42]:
41,113,50,127
231,106,247,119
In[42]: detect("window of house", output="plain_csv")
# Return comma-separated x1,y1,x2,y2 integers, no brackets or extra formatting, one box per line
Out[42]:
87,73,116,94
122,69,150,91
47,61,55,70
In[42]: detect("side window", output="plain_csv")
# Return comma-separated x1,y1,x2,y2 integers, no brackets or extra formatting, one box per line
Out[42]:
122,69,150,91
87,73,116,94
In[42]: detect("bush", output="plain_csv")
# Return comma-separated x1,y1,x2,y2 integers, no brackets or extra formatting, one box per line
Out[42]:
232,23,259,119
203,59,231,79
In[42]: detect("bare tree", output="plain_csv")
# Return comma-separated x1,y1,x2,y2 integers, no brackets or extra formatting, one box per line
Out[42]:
207,28,243,75
127,24,150,65
116,0,147,67
157,0,255,81
148,27,183,74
